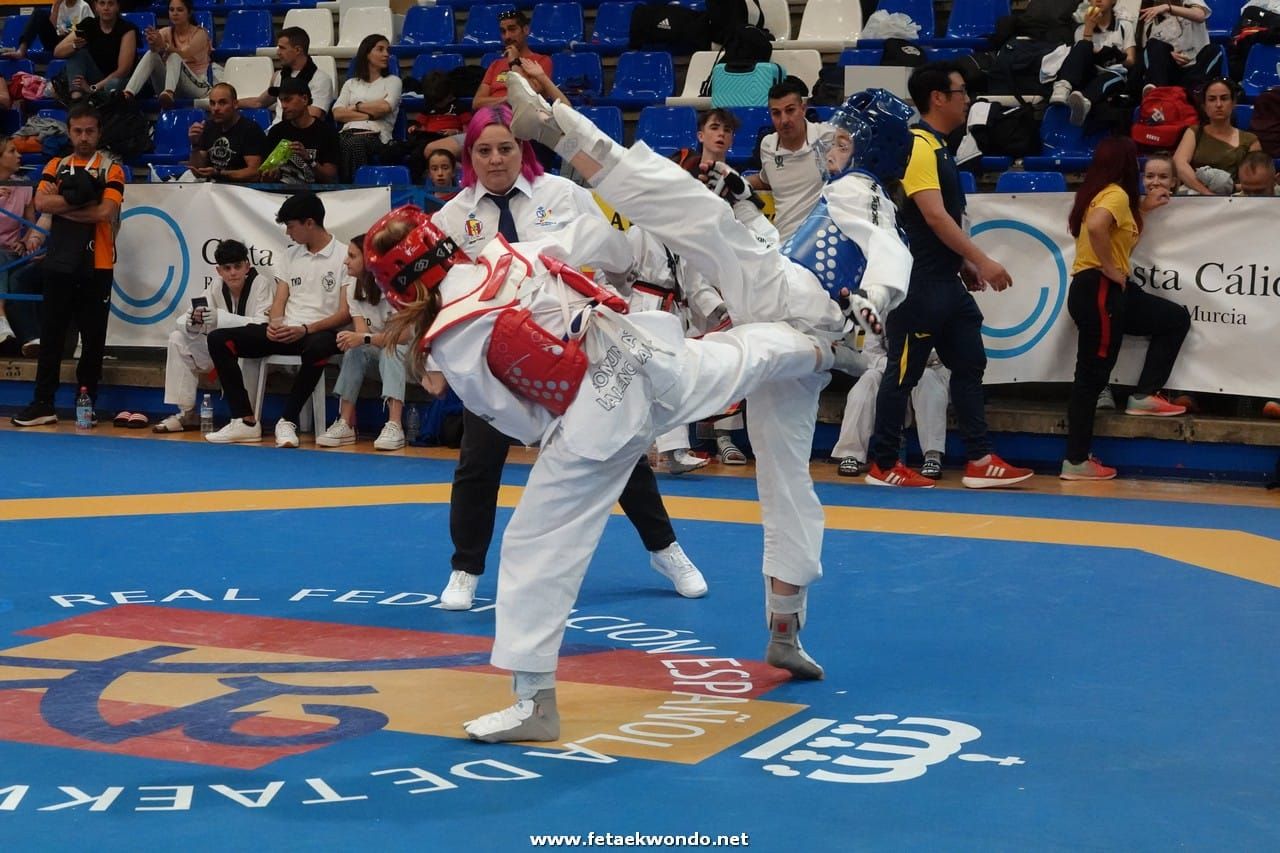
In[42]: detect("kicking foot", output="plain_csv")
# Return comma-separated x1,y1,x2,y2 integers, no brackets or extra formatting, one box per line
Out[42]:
505,71,563,150
464,689,560,743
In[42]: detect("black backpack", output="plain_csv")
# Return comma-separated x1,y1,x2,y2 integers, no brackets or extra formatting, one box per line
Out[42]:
723,24,773,66
629,3,712,53
98,98,153,161
881,38,927,67
967,97,1040,158
707,0,766,46
446,65,486,100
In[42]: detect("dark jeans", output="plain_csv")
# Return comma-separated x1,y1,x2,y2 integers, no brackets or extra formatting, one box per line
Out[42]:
1143,41,1222,90
32,266,111,405
1064,269,1191,463
1058,40,1128,102
206,323,339,422
449,407,677,575
869,274,992,468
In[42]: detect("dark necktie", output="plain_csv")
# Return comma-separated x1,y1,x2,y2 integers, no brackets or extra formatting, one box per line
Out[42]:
486,190,520,242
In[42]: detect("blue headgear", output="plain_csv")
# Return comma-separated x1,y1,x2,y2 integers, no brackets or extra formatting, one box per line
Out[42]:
826,89,916,185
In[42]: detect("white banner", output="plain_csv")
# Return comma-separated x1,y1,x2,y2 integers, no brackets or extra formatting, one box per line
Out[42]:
107,184,391,348
967,193,1280,398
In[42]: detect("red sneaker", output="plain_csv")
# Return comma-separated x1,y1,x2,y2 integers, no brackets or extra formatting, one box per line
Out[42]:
1060,456,1118,481
1124,393,1186,417
865,461,935,488
962,454,1034,489
1263,400,1280,419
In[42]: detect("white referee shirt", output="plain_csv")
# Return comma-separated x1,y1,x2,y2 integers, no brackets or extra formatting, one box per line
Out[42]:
435,172,635,274
279,236,348,326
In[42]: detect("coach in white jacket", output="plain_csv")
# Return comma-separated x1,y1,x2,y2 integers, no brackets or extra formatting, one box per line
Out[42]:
153,239,273,433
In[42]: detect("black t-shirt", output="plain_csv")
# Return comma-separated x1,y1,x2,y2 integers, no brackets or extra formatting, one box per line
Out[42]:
264,118,340,184
200,115,267,172
81,18,138,79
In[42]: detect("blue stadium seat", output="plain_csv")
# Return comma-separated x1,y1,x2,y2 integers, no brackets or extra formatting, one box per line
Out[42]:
529,3,584,52
149,164,189,181
810,106,836,122
584,2,635,54
216,10,274,59
1243,44,1280,98
0,58,35,79
579,105,623,143
726,106,770,167
241,107,272,131
1208,0,1246,40
480,51,505,68
193,11,215,46
122,12,157,52
397,5,456,56
994,170,1067,192
458,4,506,55
36,107,68,125
137,108,202,165
412,52,466,78
0,15,46,60
930,47,975,62
943,0,1009,47
838,49,882,66
636,105,697,157
0,110,20,135
355,165,412,185
1022,105,1102,171
667,0,705,9
959,171,977,193
599,51,673,108
1235,103,1253,130
552,51,602,102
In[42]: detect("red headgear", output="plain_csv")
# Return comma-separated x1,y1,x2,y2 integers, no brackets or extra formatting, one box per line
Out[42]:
363,205,470,310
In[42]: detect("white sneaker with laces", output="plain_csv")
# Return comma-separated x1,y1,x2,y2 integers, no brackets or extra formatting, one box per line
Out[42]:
440,570,479,610
316,417,356,447
1050,79,1072,105
0,316,14,344
373,421,405,451
650,542,708,598
275,419,299,448
205,418,261,444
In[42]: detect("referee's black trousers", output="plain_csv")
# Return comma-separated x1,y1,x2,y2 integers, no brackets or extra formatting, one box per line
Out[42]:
449,408,678,575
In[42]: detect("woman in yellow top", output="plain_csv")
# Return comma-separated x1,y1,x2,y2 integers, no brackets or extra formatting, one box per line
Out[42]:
1062,136,1191,481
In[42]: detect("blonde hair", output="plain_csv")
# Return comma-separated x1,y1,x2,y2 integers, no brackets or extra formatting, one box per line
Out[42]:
374,218,444,381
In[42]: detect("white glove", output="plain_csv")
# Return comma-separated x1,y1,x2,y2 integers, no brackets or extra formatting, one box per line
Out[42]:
839,284,892,337
194,307,218,334
703,161,752,203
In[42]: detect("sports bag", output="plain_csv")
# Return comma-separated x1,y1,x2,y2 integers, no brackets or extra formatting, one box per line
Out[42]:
1130,86,1198,150
708,61,785,107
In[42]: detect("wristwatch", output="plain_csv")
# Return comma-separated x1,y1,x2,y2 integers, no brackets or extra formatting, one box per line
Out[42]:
363,333,372,345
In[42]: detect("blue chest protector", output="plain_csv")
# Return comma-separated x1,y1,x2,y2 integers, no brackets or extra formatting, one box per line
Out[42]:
780,200,867,300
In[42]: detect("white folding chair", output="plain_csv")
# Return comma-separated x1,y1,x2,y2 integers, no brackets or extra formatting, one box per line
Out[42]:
788,0,862,51
774,49,822,92
313,8,397,58
666,50,716,109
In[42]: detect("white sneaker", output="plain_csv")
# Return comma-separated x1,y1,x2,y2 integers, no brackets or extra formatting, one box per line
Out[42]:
275,419,299,448
316,417,356,447
205,417,261,444
464,689,560,743
0,317,14,345
1096,387,1116,410
1050,79,1072,105
20,338,39,357
649,542,708,598
440,570,479,610
1067,91,1091,127
373,421,405,451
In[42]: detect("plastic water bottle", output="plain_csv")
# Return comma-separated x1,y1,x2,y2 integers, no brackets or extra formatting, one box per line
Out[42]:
200,394,214,435
75,386,93,430
405,405,421,443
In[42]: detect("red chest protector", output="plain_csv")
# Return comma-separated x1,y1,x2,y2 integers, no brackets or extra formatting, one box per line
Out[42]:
423,238,628,417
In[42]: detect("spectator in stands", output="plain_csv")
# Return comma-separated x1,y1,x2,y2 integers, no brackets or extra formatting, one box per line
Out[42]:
431,105,704,611
1174,78,1259,194
473,10,554,109
1138,0,1218,94
0,135,44,348
865,63,1033,490
187,82,266,182
1142,151,1182,194
261,77,340,184
748,77,833,243
427,148,458,191
407,72,470,183
3,0,93,63
1049,0,1136,127
11,104,125,428
205,191,351,447
1062,136,1190,480
54,0,138,102
1234,149,1280,195
317,234,407,451
153,239,272,432
122,0,217,109
332,34,402,184
240,25,334,123
834,332,950,480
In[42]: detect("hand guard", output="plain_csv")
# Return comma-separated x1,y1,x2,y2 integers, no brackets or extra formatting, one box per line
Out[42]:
703,161,752,203
838,284,891,337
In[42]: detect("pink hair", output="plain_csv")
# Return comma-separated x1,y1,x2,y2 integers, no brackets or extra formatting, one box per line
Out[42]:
460,104,544,189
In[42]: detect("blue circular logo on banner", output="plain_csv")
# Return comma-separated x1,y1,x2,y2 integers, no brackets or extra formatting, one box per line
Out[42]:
971,219,1068,359
111,206,190,326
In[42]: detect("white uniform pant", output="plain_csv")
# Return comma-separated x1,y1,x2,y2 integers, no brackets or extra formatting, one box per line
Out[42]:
593,141,842,587
164,327,213,411
655,425,689,454
491,322,820,672
832,360,951,461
